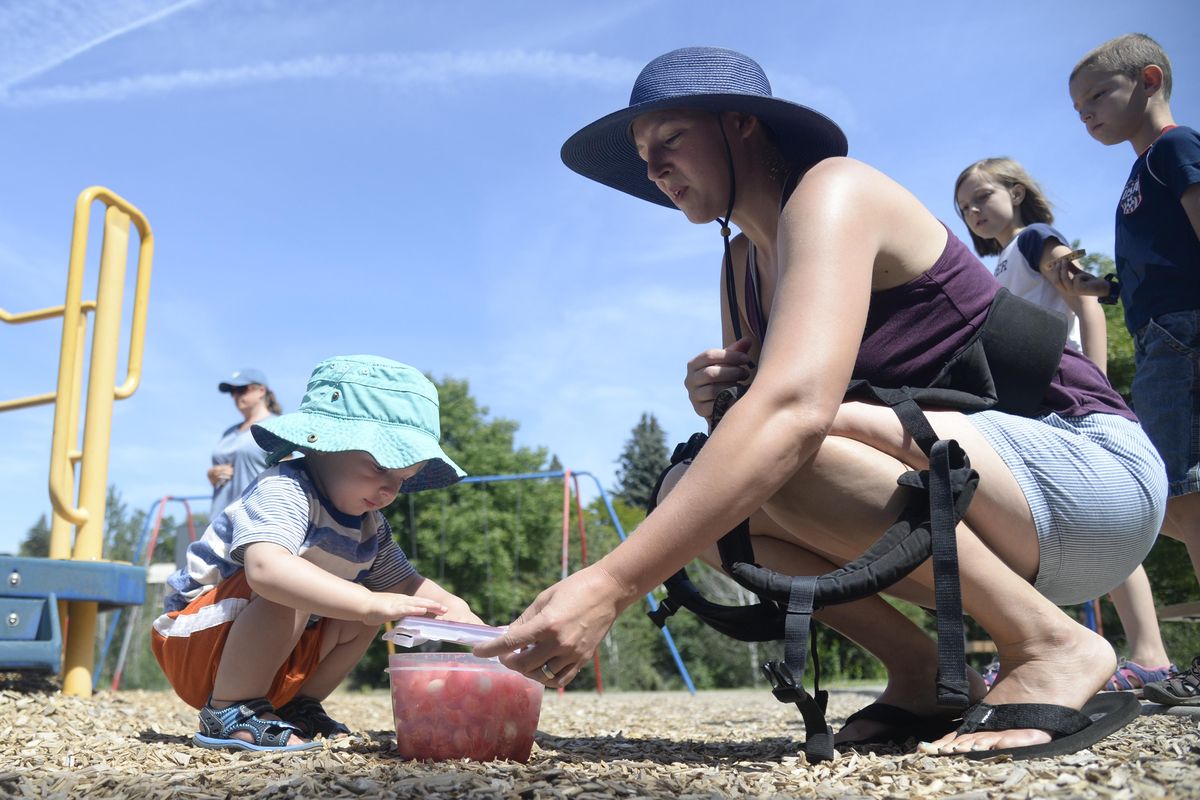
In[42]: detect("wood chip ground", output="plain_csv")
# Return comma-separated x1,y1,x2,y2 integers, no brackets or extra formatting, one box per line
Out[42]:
1,675,1197,799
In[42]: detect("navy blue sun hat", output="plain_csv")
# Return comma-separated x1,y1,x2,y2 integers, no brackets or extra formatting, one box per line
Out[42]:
560,46,847,208
252,355,466,493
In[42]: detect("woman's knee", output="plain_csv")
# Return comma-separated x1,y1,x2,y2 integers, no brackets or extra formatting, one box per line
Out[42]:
655,460,689,504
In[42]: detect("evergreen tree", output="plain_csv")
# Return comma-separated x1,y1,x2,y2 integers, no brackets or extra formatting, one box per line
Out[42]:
18,514,50,557
614,413,669,508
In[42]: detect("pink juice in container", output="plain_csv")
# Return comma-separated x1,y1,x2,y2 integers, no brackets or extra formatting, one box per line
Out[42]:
383,619,543,762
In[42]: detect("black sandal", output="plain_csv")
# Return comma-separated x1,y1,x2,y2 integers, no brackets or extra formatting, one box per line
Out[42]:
276,695,352,739
193,697,322,752
837,702,961,748
929,692,1140,760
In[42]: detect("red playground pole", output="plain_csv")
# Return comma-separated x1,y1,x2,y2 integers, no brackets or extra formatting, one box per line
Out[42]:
572,474,604,693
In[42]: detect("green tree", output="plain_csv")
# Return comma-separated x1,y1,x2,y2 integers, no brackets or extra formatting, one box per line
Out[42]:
352,376,565,688
614,413,669,508
1074,243,1135,399
18,514,50,557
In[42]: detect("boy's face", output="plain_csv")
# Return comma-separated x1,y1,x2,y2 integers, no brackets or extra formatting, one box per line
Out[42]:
1069,68,1146,146
306,450,427,516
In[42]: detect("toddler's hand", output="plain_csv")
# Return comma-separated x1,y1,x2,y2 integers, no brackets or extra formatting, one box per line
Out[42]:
685,336,755,419
364,593,446,627
438,606,485,626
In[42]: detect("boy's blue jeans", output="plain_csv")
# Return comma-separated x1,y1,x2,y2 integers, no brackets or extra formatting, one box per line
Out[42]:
1133,309,1200,497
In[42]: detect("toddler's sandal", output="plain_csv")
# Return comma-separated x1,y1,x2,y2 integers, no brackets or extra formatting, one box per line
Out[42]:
277,695,352,739
194,697,322,752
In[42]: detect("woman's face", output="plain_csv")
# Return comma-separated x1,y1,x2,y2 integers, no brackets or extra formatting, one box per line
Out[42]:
955,170,1021,244
632,109,732,223
230,383,266,416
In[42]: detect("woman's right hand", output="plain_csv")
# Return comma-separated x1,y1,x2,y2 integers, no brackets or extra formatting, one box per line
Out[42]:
207,464,234,487
685,336,755,419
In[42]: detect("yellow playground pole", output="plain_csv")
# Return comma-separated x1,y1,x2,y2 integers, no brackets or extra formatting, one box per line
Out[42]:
1,186,154,697
60,206,131,696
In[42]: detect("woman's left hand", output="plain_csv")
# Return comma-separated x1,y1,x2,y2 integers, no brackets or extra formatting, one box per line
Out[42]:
472,564,632,686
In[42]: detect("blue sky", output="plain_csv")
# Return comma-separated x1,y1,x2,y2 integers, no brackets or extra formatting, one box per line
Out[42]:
1,0,1197,555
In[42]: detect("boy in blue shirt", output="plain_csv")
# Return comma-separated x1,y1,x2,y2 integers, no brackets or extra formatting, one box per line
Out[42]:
1061,33,1200,706
153,355,482,750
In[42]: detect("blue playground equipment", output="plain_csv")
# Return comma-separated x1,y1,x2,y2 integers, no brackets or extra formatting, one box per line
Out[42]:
0,187,154,696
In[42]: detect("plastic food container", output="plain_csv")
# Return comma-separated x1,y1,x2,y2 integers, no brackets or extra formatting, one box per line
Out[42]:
383,620,543,762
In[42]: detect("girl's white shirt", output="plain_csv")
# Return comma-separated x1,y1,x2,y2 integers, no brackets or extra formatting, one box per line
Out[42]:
992,225,1083,350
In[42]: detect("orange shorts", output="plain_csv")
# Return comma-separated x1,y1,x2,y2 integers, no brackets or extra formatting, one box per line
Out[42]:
151,570,326,710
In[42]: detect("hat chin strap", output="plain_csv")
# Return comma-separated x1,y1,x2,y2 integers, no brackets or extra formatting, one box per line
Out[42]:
716,114,740,340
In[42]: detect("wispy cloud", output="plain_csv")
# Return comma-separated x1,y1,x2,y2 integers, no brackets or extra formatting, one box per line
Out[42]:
1,49,640,107
0,0,204,91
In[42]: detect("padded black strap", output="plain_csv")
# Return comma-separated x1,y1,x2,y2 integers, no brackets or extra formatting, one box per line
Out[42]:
979,289,1068,417
928,439,970,708
646,568,785,641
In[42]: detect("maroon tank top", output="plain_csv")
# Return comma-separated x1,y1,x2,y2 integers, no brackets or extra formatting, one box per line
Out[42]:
745,229,1135,421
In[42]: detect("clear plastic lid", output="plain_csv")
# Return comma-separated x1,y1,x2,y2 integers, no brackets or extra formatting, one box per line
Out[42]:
382,617,507,649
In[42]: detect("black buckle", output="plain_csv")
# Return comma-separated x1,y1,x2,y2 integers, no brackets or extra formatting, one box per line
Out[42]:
762,661,833,761
761,661,826,712
646,595,679,628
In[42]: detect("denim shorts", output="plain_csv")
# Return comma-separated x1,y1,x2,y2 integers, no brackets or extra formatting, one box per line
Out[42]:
967,410,1166,605
1132,309,1200,497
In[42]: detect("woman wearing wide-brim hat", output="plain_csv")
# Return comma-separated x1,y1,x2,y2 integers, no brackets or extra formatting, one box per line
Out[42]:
476,47,1166,757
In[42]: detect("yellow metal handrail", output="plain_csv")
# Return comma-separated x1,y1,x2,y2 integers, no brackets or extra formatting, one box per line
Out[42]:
0,302,96,413
47,187,154,527
0,186,154,697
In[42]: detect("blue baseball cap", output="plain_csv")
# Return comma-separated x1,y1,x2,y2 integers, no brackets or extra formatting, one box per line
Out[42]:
218,367,269,393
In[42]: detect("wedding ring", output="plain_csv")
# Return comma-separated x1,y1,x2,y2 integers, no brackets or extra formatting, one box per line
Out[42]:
540,663,556,680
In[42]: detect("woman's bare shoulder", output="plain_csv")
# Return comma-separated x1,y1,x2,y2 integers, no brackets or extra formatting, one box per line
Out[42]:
783,157,945,285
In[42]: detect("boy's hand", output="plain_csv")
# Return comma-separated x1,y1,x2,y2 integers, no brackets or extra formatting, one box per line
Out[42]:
364,592,446,627
685,336,755,419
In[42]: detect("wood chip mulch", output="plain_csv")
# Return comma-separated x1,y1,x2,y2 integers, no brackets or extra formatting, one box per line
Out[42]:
1,674,1197,799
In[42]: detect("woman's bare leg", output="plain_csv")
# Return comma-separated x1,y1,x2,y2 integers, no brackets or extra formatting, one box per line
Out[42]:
759,402,1117,752
666,456,985,745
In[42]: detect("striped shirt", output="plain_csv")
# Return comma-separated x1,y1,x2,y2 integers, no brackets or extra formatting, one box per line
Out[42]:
164,460,416,613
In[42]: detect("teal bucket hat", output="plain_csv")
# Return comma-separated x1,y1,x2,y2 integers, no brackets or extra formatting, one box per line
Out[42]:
252,355,466,493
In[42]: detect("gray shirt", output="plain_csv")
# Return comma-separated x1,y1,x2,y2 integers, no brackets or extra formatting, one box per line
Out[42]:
210,420,271,517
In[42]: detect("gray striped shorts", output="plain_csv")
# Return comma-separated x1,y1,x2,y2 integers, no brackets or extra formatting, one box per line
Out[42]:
966,411,1167,605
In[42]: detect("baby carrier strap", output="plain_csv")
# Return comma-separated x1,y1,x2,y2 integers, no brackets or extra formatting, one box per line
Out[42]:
646,285,1068,761
644,433,788,642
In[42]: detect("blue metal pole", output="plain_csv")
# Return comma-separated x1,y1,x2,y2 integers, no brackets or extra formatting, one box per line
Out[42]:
572,471,697,694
